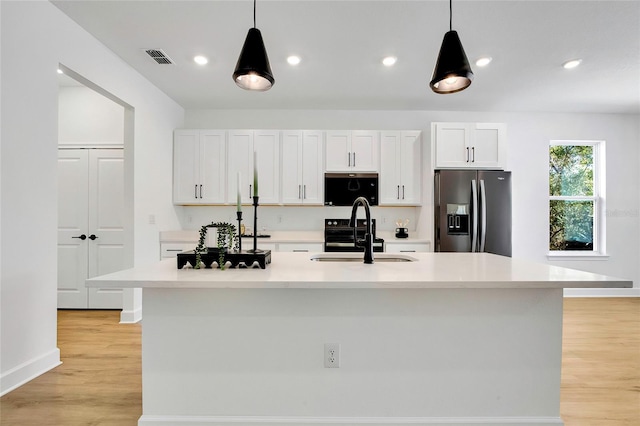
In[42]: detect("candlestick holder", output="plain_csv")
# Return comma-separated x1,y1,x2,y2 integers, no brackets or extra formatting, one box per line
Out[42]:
236,211,243,252
248,196,263,253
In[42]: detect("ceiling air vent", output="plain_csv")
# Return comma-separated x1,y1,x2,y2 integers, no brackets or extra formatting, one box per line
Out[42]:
144,49,174,65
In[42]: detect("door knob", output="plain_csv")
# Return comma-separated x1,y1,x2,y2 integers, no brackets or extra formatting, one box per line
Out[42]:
72,234,87,240
88,234,98,240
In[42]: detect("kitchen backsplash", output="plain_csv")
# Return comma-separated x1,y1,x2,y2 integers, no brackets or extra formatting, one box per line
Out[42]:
177,205,418,233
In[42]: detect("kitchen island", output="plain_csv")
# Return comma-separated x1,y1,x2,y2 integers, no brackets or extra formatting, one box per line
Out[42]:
87,252,631,426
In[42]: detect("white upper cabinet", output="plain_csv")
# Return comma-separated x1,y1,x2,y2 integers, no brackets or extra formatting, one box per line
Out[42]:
281,130,324,205
433,123,506,169
325,130,379,172
173,130,226,204
379,131,422,205
228,130,280,205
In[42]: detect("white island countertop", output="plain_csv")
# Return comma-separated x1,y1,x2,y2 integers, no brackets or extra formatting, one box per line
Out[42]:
87,252,631,290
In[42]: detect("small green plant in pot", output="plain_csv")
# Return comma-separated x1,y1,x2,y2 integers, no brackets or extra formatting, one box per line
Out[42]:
194,222,237,269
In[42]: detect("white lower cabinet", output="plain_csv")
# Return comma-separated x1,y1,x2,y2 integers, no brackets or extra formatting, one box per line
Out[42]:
385,242,431,253
277,242,324,252
161,243,195,259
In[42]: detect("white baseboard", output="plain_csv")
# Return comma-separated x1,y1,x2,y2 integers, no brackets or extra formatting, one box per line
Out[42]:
564,287,640,297
0,348,61,396
120,306,142,323
138,415,564,426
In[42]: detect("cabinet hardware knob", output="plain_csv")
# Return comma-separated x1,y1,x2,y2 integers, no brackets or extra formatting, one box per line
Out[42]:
88,234,98,240
72,234,87,240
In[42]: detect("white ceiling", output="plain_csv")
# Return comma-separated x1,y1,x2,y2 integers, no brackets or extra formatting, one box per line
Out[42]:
51,0,640,114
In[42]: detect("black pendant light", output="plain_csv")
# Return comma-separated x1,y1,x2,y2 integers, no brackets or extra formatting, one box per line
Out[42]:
430,0,473,94
233,0,275,91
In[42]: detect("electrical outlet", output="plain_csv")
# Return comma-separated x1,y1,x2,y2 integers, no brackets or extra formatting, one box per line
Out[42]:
324,343,340,368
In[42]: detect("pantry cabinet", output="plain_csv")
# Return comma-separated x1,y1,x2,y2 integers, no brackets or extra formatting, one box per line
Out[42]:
379,131,421,205
281,130,324,205
325,130,379,172
433,123,506,169
173,130,226,204
227,130,280,205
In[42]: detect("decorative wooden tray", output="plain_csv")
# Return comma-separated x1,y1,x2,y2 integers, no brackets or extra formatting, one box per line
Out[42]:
177,250,272,270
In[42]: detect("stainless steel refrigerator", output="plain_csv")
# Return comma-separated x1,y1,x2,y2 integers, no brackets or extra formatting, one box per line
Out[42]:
434,170,512,257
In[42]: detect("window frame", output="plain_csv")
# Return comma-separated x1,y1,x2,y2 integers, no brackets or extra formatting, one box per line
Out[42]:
548,140,607,259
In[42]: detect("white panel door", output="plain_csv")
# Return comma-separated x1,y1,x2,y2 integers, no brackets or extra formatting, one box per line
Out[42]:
57,150,90,308
325,131,350,171
199,130,226,203
301,130,324,205
351,130,379,172
399,131,421,204
434,123,471,168
281,131,304,204
379,131,401,204
254,130,280,204
87,150,124,308
57,148,124,309
227,130,253,204
173,130,199,203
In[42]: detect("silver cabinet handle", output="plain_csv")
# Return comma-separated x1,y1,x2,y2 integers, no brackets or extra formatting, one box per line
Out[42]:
303,185,307,199
194,184,198,199
293,249,308,252
348,152,351,167
472,146,475,162
353,152,356,167
397,185,400,199
249,185,252,199
466,147,470,162
72,234,87,240
199,184,203,199
402,185,405,200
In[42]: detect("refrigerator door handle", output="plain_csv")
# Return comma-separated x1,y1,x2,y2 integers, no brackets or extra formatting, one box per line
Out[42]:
480,179,487,252
471,179,478,252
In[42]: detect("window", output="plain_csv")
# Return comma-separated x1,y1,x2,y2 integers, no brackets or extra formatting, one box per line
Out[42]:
549,141,605,255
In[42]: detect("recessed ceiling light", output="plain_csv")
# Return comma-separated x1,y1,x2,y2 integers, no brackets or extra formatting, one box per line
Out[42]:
194,55,208,65
382,56,397,67
562,59,582,69
475,56,492,67
287,55,301,66
57,69,64,74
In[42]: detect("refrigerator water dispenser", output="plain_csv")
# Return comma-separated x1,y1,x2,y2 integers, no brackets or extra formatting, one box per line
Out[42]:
446,204,469,235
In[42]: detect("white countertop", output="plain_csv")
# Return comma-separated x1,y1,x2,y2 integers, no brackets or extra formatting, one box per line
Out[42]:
87,252,631,290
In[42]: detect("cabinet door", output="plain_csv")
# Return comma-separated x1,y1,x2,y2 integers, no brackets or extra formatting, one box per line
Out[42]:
434,123,471,168
379,131,401,204
281,131,303,204
385,242,430,253
301,131,324,205
351,130,379,172
199,130,226,203
325,131,350,171
254,130,280,204
173,130,200,203
277,243,324,252
471,123,506,169
227,130,253,204
399,131,421,204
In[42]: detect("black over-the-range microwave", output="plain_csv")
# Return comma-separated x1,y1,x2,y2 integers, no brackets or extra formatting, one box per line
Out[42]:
324,173,378,206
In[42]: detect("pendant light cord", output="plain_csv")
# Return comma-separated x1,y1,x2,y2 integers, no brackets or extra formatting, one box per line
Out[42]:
253,0,257,28
449,0,452,31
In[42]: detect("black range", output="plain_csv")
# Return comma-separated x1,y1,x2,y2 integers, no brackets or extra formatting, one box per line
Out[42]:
324,218,384,252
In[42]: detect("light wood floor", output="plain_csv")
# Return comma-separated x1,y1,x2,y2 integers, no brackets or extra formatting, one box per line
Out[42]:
1,298,638,426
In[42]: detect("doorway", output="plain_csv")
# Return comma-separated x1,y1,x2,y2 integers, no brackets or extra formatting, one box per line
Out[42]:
57,65,133,310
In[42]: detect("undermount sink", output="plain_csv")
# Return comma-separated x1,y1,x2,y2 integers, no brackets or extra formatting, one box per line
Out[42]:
310,253,416,262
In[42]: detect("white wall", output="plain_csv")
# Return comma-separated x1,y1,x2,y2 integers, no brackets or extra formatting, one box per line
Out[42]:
58,86,124,145
1,1,184,395
184,109,640,293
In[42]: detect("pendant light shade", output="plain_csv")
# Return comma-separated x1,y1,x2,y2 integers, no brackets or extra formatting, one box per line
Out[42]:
233,0,274,91
430,0,473,94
